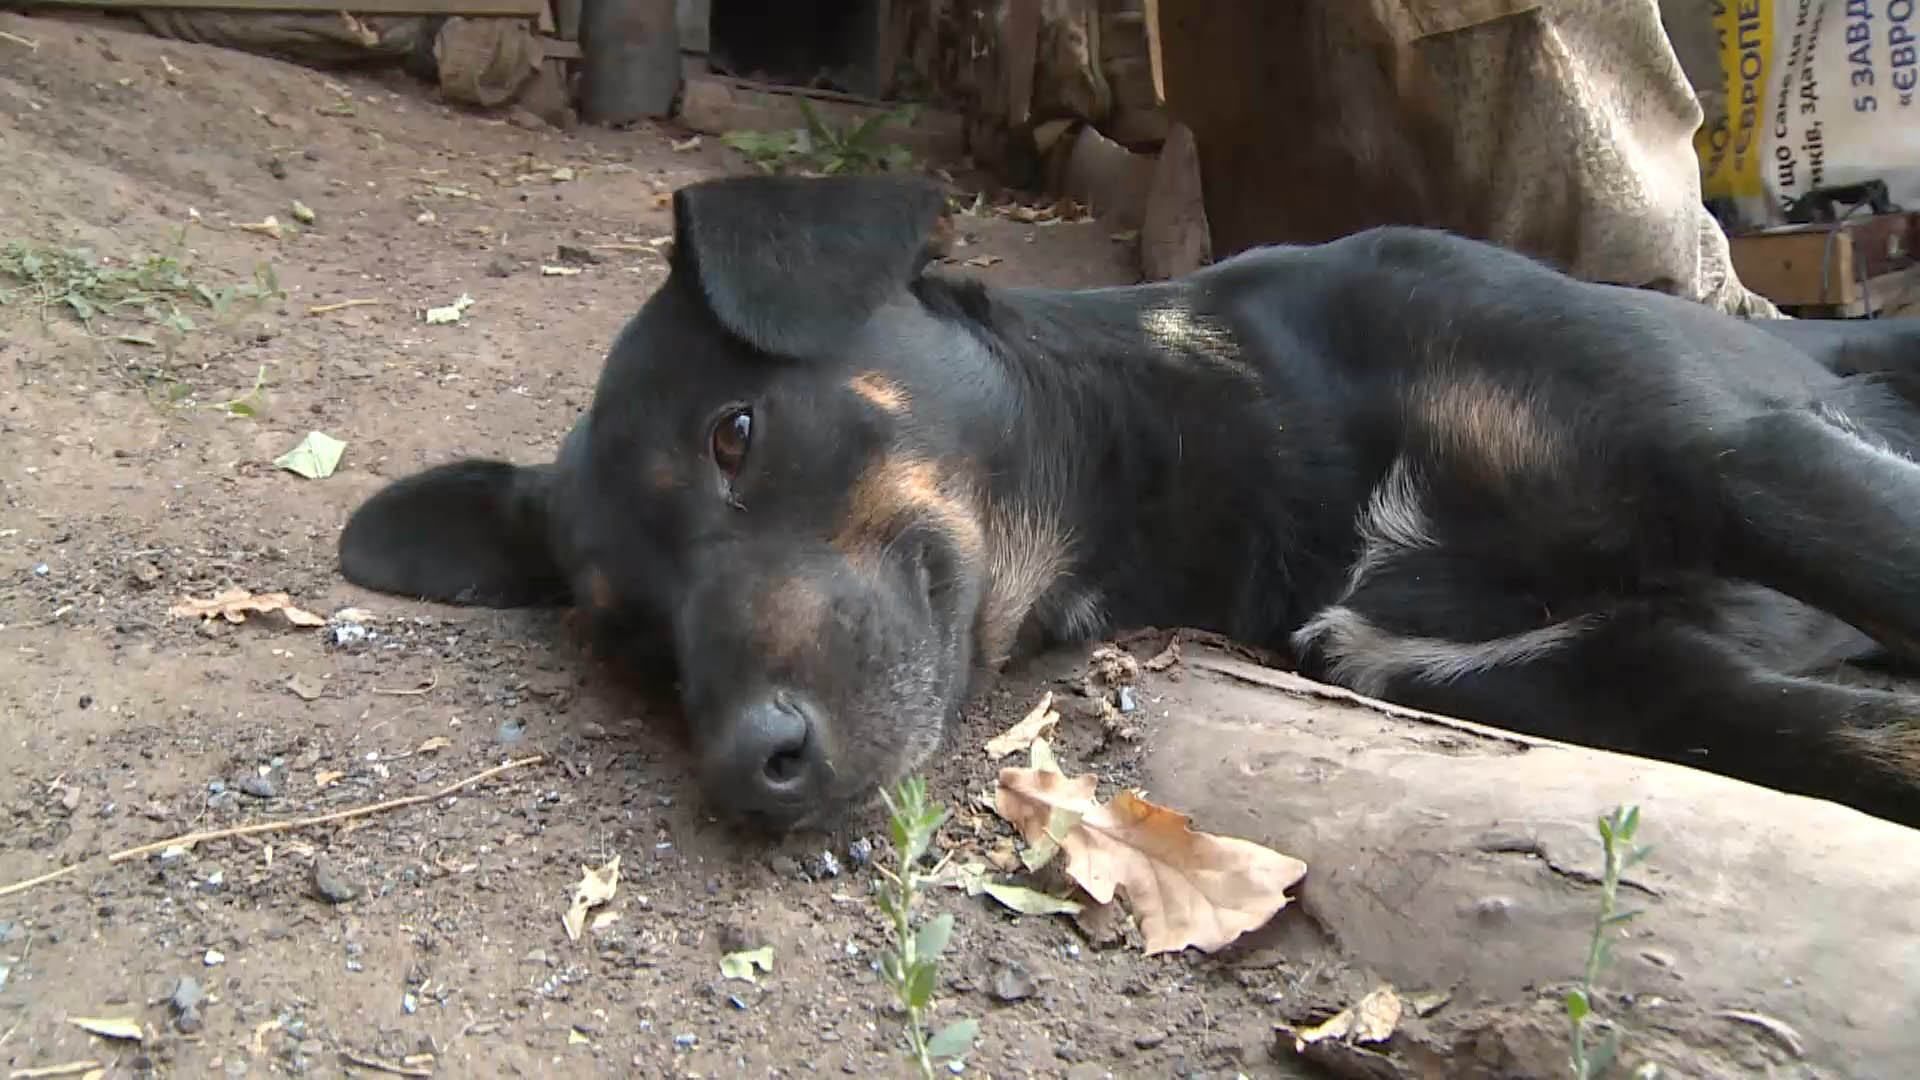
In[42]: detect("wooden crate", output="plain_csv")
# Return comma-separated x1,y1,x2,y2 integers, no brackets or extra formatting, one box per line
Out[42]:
1729,213,1920,317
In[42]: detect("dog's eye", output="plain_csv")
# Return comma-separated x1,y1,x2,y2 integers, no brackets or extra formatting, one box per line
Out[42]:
710,407,753,479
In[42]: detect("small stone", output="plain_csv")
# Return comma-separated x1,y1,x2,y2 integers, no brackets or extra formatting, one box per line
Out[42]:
32,563,49,576
1133,1031,1166,1050
674,1033,698,1049
809,851,842,879
77,694,93,709
1117,685,1137,713
175,1006,204,1034
495,720,526,745
768,854,802,878
312,859,361,904
204,949,225,967
239,774,279,799
991,962,1037,1002
129,560,162,588
402,992,418,1014
846,837,874,870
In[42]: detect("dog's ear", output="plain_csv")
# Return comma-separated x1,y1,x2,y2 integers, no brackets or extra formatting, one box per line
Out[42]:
338,459,569,608
671,173,948,360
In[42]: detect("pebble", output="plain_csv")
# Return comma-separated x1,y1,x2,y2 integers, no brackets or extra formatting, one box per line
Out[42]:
0,921,19,944
674,1033,698,1049
496,720,527,745
312,859,361,904
170,975,206,1014
204,949,225,967
845,837,874,870
1133,1031,1167,1050
402,992,418,1014
991,962,1037,1003
239,775,279,799
809,851,842,879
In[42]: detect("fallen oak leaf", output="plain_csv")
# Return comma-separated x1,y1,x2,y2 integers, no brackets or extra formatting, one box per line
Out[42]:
169,587,325,628
993,744,1097,872
984,691,1060,760
561,855,620,942
1057,789,1308,955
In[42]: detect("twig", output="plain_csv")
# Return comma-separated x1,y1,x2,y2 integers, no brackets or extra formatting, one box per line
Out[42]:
0,31,38,50
0,864,81,900
308,299,382,316
372,669,439,696
338,1050,432,1077
109,755,543,861
10,1063,103,1080
0,757,545,897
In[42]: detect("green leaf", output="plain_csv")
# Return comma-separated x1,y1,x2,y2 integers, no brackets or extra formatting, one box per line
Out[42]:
65,293,96,321
1602,909,1641,926
1564,989,1590,1024
926,1018,978,1061
272,430,347,479
981,881,1084,916
905,959,937,1011
914,913,954,962
1625,843,1655,868
1589,1030,1620,1075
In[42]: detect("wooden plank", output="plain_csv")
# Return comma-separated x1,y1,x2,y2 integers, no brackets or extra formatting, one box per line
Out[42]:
1143,0,1164,105
1728,226,1858,308
22,0,547,14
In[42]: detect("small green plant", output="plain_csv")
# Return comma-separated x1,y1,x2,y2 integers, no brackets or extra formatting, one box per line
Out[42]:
874,776,978,1078
0,233,282,340
1565,804,1654,1079
722,100,917,176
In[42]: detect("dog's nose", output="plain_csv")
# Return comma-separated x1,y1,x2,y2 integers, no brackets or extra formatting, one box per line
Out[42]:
710,692,826,828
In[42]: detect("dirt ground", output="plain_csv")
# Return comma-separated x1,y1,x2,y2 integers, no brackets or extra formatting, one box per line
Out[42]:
0,13,1326,1079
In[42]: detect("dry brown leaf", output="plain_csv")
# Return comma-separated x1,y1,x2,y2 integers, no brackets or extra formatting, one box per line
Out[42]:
67,1016,144,1042
1143,638,1183,672
984,692,1061,760
962,254,1003,268
561,855,620,942
416,736,452,754
993,754,1097,871
314,769,345,789
169,588,325,628
1293,985,1403,1050
1058,789,1307,955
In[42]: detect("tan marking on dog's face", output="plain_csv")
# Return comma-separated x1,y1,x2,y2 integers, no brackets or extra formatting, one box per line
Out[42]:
1408,373,1562,482
849,372,910,415
584,567,616,611
832,454,984,564
649,453,679,492
751,576,831,667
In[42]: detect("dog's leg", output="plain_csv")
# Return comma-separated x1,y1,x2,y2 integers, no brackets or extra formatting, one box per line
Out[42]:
1711,406,1920,664
1293,572,1920,827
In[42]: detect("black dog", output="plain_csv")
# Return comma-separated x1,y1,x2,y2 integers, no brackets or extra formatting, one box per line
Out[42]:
338,173,1920,832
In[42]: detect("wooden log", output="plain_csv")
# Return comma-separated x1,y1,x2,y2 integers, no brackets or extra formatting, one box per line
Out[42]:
578,0,678,125
1121,640,1920,1078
